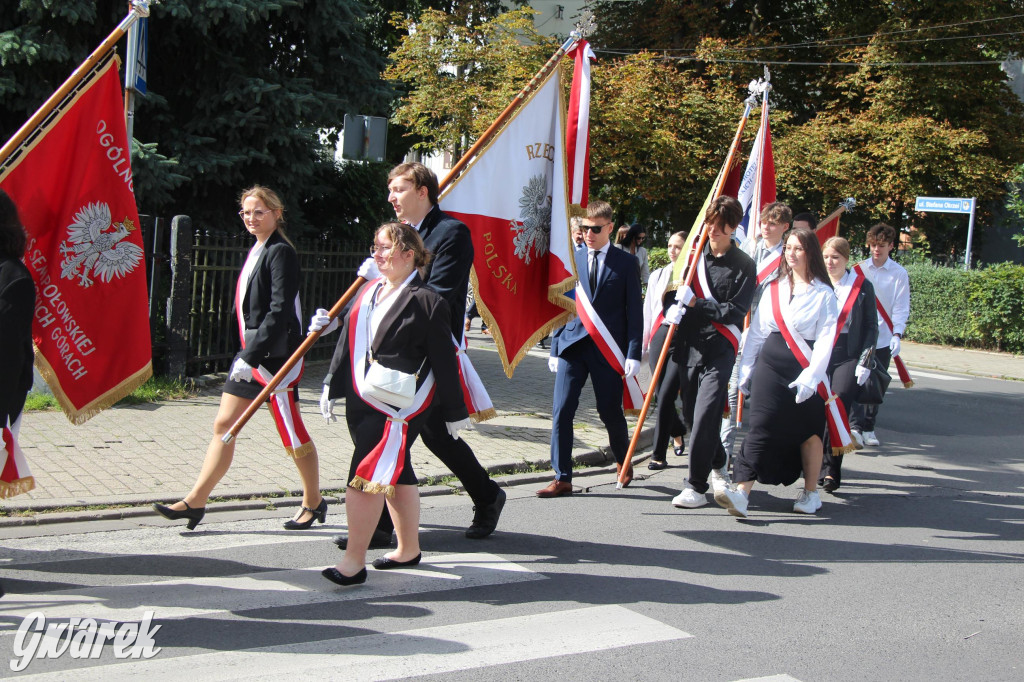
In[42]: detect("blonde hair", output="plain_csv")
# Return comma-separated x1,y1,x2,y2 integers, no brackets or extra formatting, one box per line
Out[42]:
823,236,850,260
376,222,432,269
239,185,293,246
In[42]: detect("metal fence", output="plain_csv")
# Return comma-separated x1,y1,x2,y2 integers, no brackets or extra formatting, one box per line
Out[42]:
142,215,364,377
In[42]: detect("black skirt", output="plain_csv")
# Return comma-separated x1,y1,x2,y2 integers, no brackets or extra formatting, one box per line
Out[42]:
223,354,300,401
344,387,424,488
734,332,825,486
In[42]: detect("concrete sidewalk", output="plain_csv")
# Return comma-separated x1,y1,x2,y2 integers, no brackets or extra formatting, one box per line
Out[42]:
2,335,1021,521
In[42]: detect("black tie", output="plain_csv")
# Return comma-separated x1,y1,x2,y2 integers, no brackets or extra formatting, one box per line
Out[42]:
589,250,599,291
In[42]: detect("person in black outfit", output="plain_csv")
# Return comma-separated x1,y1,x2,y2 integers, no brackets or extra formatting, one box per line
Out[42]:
667,197,756,509
317,163,504,548
820,236,878,492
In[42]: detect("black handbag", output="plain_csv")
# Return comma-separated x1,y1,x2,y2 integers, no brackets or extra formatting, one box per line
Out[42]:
856,357,891,405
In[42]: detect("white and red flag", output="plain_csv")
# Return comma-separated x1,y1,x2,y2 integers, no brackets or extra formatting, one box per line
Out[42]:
735,96,776,243
0,55,152,424
566,39,596,207
441,63,576,376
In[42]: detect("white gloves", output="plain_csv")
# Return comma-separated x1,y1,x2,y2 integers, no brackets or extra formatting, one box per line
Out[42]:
308,308,339,336
446,417,472,440
738,377,752,398
889,335,901,356
789,367,818,404
675,285,695,306
319,385,336,422
665,304,685,325
855,364,871,386
624,359,640,379
229,357,254,383
548,356,559,373
357,257,381,280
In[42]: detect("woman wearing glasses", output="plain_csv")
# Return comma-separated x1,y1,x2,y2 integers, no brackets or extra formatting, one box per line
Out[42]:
155,186,324,530
319,222,469,586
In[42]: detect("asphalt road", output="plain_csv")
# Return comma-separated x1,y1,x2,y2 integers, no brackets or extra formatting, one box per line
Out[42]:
1,369,1022,681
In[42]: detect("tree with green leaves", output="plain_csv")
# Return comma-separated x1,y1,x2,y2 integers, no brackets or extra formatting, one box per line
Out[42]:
1,0,394,236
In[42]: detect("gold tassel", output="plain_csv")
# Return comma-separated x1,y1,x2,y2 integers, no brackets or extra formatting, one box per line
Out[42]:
470,407,497,423
286,442,316,460
348,476,396,498
833,443,857,456
902,380,915,389
0,476,36,499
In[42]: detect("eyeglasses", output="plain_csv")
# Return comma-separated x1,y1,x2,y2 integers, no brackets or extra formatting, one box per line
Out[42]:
580,222,612,233
239,209,271,221
370,244,396,255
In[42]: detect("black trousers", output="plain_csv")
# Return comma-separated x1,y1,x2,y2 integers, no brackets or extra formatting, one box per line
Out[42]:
682,343,735,494
649,325,686,461
849,346,892,433
822,336,858,482
375,403,498,535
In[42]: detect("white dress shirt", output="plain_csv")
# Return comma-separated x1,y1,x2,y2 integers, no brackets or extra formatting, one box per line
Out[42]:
588,242,610,288
740,277,838,388
858,257,910,349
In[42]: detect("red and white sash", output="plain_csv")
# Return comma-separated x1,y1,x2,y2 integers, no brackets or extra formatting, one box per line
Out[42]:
854,265,914,388
347,279,436,497
693,251,742,354
756,248,782,285
833,268,866,345
768,280,855,455
2,415,35,499
455,333,496,422
574,282,645,414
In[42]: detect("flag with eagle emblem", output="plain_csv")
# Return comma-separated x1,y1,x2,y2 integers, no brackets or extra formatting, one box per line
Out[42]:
0,54,152,424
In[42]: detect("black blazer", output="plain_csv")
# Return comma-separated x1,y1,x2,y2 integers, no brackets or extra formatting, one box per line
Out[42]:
237,230,303,365
841,274,879,368
0,257,35,424
326,274,468,422
418,205,473,341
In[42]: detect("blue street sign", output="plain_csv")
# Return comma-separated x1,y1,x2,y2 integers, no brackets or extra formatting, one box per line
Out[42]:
914,196,973,214
125,17,148,95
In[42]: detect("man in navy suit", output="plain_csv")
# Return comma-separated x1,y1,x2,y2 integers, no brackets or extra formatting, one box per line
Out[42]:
325,163,505,546
539,200,644,497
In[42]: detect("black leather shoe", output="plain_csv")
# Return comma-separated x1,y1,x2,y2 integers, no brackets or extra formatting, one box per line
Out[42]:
321,567,367,586
284,498,327,530
372,553,422,570
673,444,685,457
822,476,840,493
153,501,205,530
648,459,668,470
333,528,394,550
465,488,506,539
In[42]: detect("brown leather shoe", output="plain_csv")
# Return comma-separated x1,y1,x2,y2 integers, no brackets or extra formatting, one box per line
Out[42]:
536,480,573,498
615,461,633,487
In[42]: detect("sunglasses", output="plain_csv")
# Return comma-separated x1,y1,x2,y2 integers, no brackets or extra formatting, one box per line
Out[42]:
580,222,611,233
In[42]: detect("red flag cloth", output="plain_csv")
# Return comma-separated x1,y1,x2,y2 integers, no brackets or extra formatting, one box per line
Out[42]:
441,64,576,376
815,212,842,246
1,417,34,499
0,55,152,424
721,162,742,199
566,40,596,207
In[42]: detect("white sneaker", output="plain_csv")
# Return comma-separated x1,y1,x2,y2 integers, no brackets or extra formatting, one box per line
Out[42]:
793,489,822,514
850,429,865,448
862,430,880,446
710,466,732,494
714,485,749,518
672,483,708,508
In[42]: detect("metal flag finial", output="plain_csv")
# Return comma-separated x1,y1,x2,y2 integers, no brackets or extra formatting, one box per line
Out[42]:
131,0,156,17
840,197,857,211
573,10,596,39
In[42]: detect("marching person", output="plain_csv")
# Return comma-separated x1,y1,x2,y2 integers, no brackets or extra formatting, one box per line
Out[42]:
720,202,791,458
321,222,469,587
716,227,838,518
821,236,878,492
668,197,756,508
155,186,323,530
642,231,688,469
541,200,643,496
313,162,504,547
849,223,910,447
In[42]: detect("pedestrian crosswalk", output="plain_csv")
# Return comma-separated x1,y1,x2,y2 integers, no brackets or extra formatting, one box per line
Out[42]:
0,518,801,680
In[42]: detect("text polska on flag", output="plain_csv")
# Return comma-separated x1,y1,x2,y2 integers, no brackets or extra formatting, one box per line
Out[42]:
0,53,152,425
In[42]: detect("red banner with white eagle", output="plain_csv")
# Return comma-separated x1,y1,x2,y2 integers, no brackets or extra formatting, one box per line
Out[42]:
440,63,576,376
0,54,152,424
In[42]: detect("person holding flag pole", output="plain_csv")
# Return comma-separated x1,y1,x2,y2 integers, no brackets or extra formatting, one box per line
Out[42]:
616,89,758,489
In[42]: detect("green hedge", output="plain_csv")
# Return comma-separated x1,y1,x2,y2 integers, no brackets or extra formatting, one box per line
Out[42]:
905,262,1024,354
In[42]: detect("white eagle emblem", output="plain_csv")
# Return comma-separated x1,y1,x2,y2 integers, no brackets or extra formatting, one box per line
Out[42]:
510,174,551,265
59,202,144,288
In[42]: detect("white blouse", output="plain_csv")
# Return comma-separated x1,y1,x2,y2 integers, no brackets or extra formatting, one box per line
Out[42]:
642,264,673,352
739,276,838,388
368,270,418,341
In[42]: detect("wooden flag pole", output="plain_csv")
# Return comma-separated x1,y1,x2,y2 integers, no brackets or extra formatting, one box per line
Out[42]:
225,31,590,442
0,1,152,167
617,99,755,487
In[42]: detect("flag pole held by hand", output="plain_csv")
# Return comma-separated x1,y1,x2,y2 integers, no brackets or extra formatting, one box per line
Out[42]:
221,277,366,444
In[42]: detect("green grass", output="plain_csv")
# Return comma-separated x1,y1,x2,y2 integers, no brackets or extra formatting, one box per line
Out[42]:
23,393,58,411
24,376,198,412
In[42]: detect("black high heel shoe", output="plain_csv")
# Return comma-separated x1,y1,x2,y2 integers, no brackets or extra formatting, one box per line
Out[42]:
283,498,328,530
321,567,367,586
153,501,205,530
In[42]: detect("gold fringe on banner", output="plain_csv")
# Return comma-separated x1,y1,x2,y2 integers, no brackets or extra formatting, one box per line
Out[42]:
34,350,152,425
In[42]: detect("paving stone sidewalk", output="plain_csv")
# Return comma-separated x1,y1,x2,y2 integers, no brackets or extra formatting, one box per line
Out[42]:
3,336,1021,515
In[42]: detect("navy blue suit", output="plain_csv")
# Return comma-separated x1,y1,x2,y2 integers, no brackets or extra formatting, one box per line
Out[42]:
549,245,643,481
